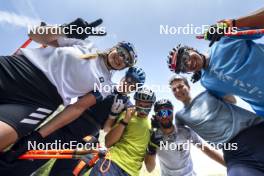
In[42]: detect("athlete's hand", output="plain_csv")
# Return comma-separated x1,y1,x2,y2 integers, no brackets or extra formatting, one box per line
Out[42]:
62,18,106,40
150,131,163,147
109,94,129,119
0,131,44,163
151,115,160,129
147,131,163,155
204,23,229,47
217,19,235,28
123,107,135,123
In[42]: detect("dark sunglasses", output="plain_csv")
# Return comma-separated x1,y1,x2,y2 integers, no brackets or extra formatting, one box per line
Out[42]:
156,109,173,119
116,47,131,66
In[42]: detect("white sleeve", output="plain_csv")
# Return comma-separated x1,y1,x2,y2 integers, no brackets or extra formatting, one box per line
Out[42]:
57,37,93,47
190,129,203,145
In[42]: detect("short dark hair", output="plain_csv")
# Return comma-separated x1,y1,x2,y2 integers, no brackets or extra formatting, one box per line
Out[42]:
169,75,190,88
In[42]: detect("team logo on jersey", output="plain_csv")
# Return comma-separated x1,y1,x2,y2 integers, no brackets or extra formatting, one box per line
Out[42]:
99,77,104,83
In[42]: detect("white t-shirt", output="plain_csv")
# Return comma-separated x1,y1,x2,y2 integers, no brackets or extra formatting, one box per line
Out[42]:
20,37,114,105
157,125,202,176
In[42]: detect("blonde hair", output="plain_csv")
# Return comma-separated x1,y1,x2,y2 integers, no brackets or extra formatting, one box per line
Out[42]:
80,51,108,60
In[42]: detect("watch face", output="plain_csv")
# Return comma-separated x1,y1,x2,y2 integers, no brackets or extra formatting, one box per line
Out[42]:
99,77,105,83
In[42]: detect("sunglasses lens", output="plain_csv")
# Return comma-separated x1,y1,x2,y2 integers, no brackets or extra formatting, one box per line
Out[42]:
157,109,173,118
117,47,130,64
117,47,129,59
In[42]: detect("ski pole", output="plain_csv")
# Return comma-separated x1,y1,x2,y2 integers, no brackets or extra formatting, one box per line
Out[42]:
13,22,47,55
18,148,99,159
196,28,264,39
23,149,99,155
13,38,33,55
19,154,85,159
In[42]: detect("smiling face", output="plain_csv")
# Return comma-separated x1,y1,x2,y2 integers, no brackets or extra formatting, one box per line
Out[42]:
179,50,205,73
107,48,127,70
135,100,153,117
170,79,190,102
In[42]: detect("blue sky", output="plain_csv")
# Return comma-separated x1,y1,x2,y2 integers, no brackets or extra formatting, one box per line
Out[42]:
1,0,263,106
0,0,263,111
0,0,263,174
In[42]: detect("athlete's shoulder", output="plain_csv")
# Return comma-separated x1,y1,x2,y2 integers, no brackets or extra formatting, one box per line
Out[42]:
177,125,196,141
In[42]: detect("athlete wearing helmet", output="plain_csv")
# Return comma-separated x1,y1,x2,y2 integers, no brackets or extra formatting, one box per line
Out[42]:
166,8,264,117
124,66,146,87
0,67,145,175
134,87,156,116
114,41,138,68
0,18,138,151
104,66,146,132
145,98,225,176
89,87,155,176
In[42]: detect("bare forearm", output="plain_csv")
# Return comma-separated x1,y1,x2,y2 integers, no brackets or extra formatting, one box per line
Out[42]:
235,7,264,28
223,95,236,104
38,105,83,137
39,94,96,137
103,118,116,133
105,124,125,148
28,26,65,46
144,154,156,172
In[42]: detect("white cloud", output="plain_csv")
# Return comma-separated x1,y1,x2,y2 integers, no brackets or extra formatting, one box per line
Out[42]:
0,10,40,28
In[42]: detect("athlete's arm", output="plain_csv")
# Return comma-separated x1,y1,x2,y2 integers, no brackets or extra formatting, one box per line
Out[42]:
220,7,264,28
144,154,156,172
38,93,97,138
105,107,134,148
28,27,64,47
28,18,105,47
236,7,264,28
104,94,128,133
196,143,226,167
103,118,116,133
223,95,236,104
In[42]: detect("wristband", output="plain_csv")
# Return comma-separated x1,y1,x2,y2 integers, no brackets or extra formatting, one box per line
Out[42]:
110,112,119,116
119,119,128,126
147,144,157,155
232,19,236,27
90,90,103,102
